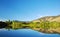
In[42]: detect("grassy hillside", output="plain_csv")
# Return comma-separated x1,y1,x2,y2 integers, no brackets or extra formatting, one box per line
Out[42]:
33,15,60,22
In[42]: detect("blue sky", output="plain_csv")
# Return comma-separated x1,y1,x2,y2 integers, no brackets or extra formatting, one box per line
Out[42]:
0,0,60,21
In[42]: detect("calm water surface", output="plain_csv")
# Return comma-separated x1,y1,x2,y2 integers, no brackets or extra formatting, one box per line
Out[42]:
0,29,60,37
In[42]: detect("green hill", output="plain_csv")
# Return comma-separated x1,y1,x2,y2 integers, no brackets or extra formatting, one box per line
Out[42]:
32,15,60,34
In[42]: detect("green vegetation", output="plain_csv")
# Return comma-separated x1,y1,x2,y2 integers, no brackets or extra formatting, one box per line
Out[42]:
0,20,59,34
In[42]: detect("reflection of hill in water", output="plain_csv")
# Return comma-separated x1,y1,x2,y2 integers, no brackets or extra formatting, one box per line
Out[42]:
0,29,60,37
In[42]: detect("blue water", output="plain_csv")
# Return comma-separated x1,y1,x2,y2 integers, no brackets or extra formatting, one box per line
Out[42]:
0,29,60,37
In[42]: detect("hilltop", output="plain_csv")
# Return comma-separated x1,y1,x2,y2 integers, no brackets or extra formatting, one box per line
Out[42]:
33,15,60,22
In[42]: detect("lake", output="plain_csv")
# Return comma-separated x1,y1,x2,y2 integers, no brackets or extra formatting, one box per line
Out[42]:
0,29,60,37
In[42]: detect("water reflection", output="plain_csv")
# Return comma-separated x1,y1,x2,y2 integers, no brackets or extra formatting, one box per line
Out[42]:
0,29,60,37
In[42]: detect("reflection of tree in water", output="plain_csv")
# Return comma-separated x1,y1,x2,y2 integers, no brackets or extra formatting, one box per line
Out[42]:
0,21,8,28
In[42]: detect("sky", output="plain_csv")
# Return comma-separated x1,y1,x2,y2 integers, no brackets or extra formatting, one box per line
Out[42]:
0,0,60,21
